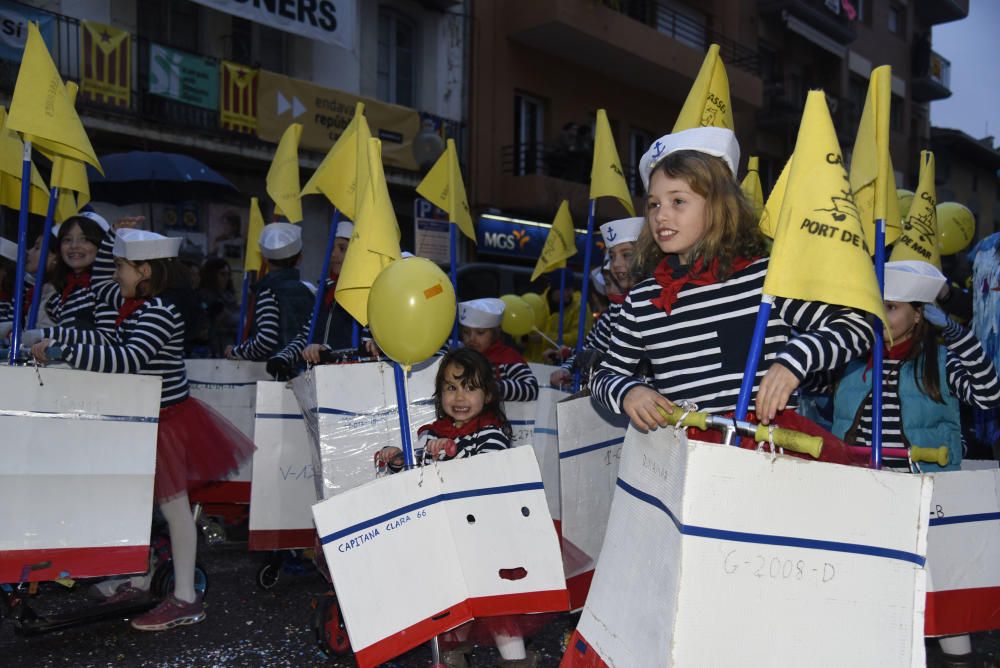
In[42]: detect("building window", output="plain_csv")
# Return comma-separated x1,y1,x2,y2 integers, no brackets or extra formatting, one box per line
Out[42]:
378,8,416,107
513,93,545,176
258,25,286,74
654,0,706,52
231,18,252,64
629,127,654,194
890,94,904,132
853,0,871,25
138,0,200,52
888,3,905,35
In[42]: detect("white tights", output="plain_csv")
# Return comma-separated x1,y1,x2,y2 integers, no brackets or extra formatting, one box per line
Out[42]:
157,492,198,603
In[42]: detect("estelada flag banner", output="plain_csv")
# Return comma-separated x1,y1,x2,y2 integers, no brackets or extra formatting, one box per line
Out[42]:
673,43,734,132
266,123,303,223
221,60,258,134
763,90,886,326
0,106,50,216
7,23,101,172
531,200,576,282
80,20,130,108
301,102,371,220
890,151,941,269
741,156,764,219
416,137,475,240
849,65,902,252
245,197,265,273
590,109,635,215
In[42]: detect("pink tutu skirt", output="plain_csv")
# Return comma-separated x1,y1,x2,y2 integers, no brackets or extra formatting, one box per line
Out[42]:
153,396,256,502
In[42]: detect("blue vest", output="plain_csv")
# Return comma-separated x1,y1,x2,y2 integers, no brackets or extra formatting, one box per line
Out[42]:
252,268,314,350
831,346,961,471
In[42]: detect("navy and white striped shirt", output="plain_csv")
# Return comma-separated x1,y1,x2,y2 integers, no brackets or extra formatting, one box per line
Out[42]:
230,287,281,360
561,302,622,372
0,297,11,324
853,322,1000,462
45,230,115,329
417,424,511,460
592,257,874,415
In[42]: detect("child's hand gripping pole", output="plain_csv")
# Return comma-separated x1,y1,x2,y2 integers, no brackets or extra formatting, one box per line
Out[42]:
655,406,824,459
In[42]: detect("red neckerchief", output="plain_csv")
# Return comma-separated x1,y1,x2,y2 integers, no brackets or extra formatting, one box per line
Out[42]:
482,340,527,366
323,274,339,310
61,271,91,302
115,298,147,327
607,293,626,304
862,337,914,382
417,411,504,439
650,256,758,314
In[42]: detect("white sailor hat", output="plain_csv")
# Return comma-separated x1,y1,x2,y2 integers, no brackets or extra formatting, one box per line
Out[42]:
113,228,182,261
884,261,947,304
590,265,607,295
639,127,741,191
259,222,302,260
600,217,644,248
459,298,505,329
0,237,17,263
335,220,354,240
74,210,110,232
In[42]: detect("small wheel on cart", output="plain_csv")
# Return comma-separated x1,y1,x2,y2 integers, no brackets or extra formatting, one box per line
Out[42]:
256,562,281,591
150,559,209,600
311,594,351,656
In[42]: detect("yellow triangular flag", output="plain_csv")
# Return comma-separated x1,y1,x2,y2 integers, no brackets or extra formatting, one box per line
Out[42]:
590,109,635,216
0,106,50,216
531,200,577,282
335,138,402,325
416,138,475,240
741,156,764,219
50,82,91,222
266,123,303,223
6,23,101,172
763,90,886,326
301,102,371,220
890,151,940,269
849,65,902,252
244,197,265,272
673,43,734,132
759,157,790,239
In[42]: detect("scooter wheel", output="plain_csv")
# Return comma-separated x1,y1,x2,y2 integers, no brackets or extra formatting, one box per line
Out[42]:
151,560,208,600
311,594,351,656
256,563,280,591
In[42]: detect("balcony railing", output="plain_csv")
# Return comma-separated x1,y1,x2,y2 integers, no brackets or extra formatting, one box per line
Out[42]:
602,0,759,75
912,47,952,102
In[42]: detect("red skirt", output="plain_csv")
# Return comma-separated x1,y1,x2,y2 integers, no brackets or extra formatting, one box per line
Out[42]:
154,396,256,502
685,409,870,467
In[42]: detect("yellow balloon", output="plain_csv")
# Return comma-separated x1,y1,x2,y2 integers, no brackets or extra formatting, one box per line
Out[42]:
936,202,976,255
520,292,547,330
499,294,535,337
368,257,456,366
897,189,915,220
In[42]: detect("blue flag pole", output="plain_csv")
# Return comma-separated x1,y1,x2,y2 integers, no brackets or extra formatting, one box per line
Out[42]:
733,294,775,430
236,270,252,346
872,219,887,470
557,268,567,348
27,186,58,329
308,208,341,345
449,222,459,349
572,199,597,391
9,141,33,365
393,363,414,468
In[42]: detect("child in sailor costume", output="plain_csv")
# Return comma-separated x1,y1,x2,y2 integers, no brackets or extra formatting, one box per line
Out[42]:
459,298,539,402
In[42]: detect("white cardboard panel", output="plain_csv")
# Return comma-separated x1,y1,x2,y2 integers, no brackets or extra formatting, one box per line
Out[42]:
567,427,931,668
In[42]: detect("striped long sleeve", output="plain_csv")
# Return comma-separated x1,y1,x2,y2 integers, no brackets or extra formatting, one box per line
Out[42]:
417,425,511,460
230,287,280,360
591,258,874,415
941,321,1000,409
561,302,621,372
0,298,11,324
498,362,539,402
57,299,190,407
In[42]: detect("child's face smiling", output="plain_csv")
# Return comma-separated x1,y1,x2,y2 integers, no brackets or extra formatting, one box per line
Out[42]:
440,363,488,427
113,258,151,299
646,171,708,264
608,241,635,291
461,326,497,353
60,222,98,273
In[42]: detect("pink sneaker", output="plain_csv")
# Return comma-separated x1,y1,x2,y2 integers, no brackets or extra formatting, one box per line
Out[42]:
130,593,205,631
